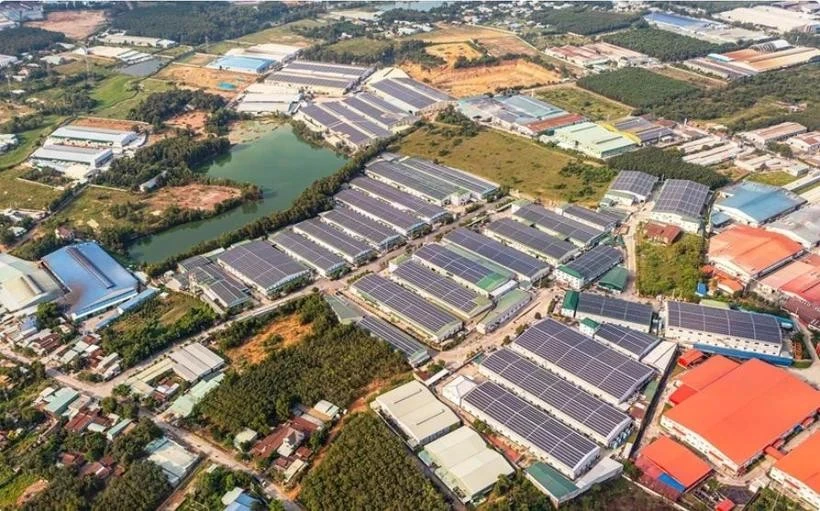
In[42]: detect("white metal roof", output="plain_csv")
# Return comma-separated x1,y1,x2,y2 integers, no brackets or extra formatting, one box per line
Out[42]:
373,380,459,444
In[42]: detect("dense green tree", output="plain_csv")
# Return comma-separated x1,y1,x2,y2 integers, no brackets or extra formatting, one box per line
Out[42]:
0,26,65,55
603,28,735,61
608,147,729,189
577,68,698,109
91,460,171,511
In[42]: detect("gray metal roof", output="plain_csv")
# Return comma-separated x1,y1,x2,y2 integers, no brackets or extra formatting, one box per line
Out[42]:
217,240,309,291
666,301,783,345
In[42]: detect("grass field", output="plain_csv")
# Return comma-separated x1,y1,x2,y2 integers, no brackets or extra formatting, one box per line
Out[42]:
42,186,135,233
653,65,727,90
746,171,798,187
0,166,64,210
636,230,704,301
156,45,194,58
109,292,205,335
324,38,393,59
200,40,249,55
0,472,40,508
94,78,173,119
91,74,141,112
0,115,64,170
537,86,632,121
398,126,605,203
237,18,325,46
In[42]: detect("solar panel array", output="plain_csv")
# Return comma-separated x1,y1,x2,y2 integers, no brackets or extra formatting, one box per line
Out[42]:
666,301,783,344
345,93,409,128
293,219,374,261
358,314,429,363
594,323,660,359
653,179,710,220
513,319,654,403
443,227,550,281
270,230,346,275
217,240,309,291
563,205,620,231
392,260,489,317
576,292,654,327
369,78,449,111
366,160,460,202
284,60,370,78
189,264,248,306
514,204,604,246
300,104,372,146
400,157,499,197
413,244,509,291
560,245,622,281
350,177,449,223
485,218,576,263
320,209,401,249
335,189,425,233
351,274,461,337
268,73,352,90
463,381,599,471
482,348,631,441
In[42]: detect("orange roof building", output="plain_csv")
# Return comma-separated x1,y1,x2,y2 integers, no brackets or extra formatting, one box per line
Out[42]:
708,225,803,282
769,432,820,510
660,359,820,473
637,436,712,490
676,355,738,392
759,254,820,305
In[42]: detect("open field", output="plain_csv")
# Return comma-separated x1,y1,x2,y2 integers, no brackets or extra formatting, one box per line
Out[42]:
226,313,314,367
52,58,114,76
94,78,173,119
72,117,148,131
0,472,40,508
167,110,209,132
411,23,538,57
398,126,604,203
178,52,218,66
537,85,632,121
91,74,141,112
706,97,793,131
147,183,240,212
425,42,482,65
27,9,106,40
44,186,135,233
0,102,33,125
636,230,704,301
0,115,64,170
403,59,561,97
154,64,255,97
324,37,393,59
480,35,539,57
237,18,326,46
653,65,727,90
0,166,64,210
109,292,204,335
199,41,249,56
157,45,194,58
746,171,798,187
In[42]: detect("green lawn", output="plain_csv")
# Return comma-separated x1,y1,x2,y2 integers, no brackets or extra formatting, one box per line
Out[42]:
0,166,64,210
0,472,40,508
200,40,250,55
94,78,173,119
156,45,194,58
746,171,798,187
538,86,632,121
237,19,326,45
91,74,141,112
398,125,607,203
636,231,704,301
0,115,64,170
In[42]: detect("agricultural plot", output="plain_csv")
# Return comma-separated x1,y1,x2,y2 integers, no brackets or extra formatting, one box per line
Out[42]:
154,64,256,97
537,86,632,121
411,23,538,57
403,59,561,97
578,67,699,109
653,65,727,90
425,42,482,65
323,38,393,60
603,28,728,62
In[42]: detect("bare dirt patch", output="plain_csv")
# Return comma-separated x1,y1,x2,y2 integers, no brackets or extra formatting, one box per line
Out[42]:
402,59,561,97
27,10,106,40
226,314,313,366
480,36,539,57
181,52,219,67
71,117,148,131
147,183,241,213
16,479,48,507
154,64,256,98
0,102,33,125
411,23,538,57
167,111,209,132
425,42,482,65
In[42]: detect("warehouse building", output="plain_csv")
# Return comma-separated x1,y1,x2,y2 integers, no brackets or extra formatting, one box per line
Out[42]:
740,122,808,148
554,245,623,290
267,60,373,96
292,218,375,265
349,177,451,225
371,380,460,447
412,244,517,298
41,242,139,321
458,94,585,137
545,42,653,69
717,6,820,34
550,122,636,159
177,255,250,312
99,33,176,48
48,125,142,152
484,218,578,266
146,437,198,486
765,205,820,248
588,322,661,361
357,314,430,367
786,131,820,153
390,260,492,320
367,76,452,114
236,83,302,115
334,188,428,238
663,301,788,363
769,431,820,510
510,319,655,407
558,204,621,232
216,240,311,296
477,289,532,334
169,342,225,383
0,253,63,316
224,43,301,64
607,116,674,145
758,254,820,306
319,208,404,252
561,291,653,332
649,179,711,233
30,145,114,179
421,426,514,503
708,225,803,283
350,274,462,343
513,203,606,248
661,358,820,474
602,170,659,206
208,54,276,74
713,181,805,227
636,436,712,500
270,230,348,278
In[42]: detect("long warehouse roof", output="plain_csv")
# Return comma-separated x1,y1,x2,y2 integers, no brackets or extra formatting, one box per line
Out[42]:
443,227,550,281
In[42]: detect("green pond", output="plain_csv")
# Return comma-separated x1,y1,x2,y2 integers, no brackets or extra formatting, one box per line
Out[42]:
127,125,347,264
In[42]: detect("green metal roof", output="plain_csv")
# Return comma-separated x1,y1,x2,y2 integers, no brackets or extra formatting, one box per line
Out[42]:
562,290,579,311
580,317,600,330
526,462,578,499
557,265,583,279
597,265,629,292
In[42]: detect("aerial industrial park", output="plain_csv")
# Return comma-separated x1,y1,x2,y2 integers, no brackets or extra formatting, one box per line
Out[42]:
0,1,819,511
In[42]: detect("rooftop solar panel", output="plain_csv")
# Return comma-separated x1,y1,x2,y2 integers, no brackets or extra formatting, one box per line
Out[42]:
562,205,620,231
560,245,622,281
653,179,710,220
366,160,460,202
320,209,402,249
514,204,604,246
593,323,660,360
443,227,550,282
332,120,375,146
351,274,461,338
356,92,409,115
484,218,577,263
394,77,452,101
344,95,406,127
512,319,654,403
576,292,654,327
482,348,631,442
217,240,309,291
358,314,429,364
349,177,449,223
608,171,658,199
370,79,436,110
270,230,347,275
392,260,490,318
413,244,511,293
286,60,370,78
268,73,352,90
335,189,427,233
300,104,345,128
292,219,374,261
463,381,600,473
666,301,783,344
399,157,499,197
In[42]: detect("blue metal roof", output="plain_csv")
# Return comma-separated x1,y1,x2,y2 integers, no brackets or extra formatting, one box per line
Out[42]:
210,55,274,72
715,182,805,225
42,242,139,320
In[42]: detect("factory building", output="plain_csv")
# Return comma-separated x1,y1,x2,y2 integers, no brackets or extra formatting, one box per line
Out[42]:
707,225,804,283
371,381,460,447
649,179,710,234
740,122,808,148
550,122,636,159
769,432,820,510
712,181,805,227
0,253,63,316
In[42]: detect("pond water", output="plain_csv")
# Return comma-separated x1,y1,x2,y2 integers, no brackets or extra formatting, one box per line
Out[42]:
127,125,347,264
